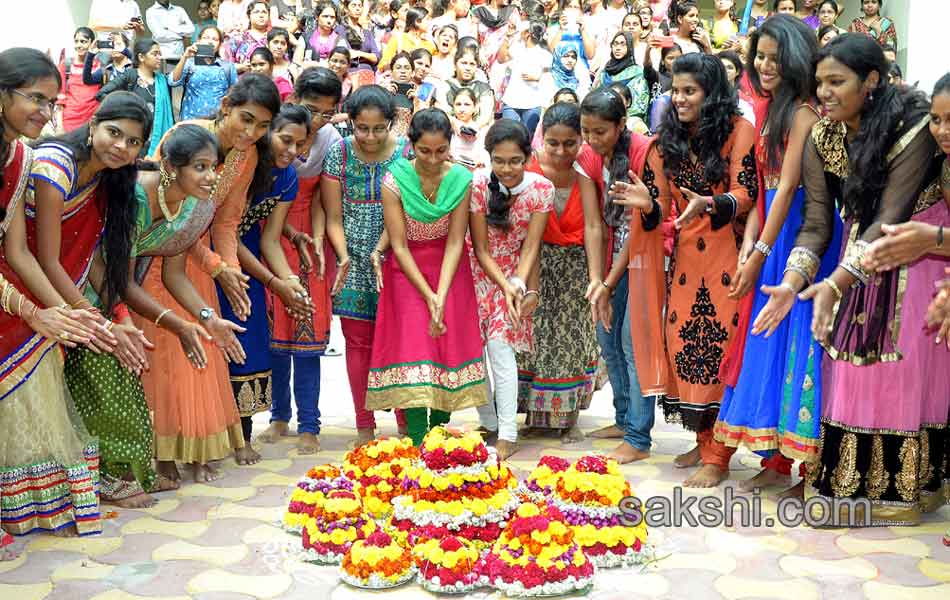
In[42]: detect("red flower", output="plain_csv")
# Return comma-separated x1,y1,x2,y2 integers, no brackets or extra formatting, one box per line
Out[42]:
575,455,609,474
366,530,392,547
439,537,463,552
538,455,570,472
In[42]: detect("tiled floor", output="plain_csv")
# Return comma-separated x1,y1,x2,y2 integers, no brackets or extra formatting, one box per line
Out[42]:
3,328,949,599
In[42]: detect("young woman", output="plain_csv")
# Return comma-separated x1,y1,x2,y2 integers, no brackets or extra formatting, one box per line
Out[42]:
448,88,489,169
218,105,314,453
712,15,828,496
517,102,603,444
260,68,342,451
218,0,251,38
0,48,101,546
594,32,650,134
817,24,839,48
774,0,797,16
551,43,589,103
269,28,302,84
366,108,487,445
172,27,239,122
322,85,412,445
746,0,769,33
436,46,495,130
431,24,459,81
798,0,820,29
379,6,435,70
545,0,594,72
57,27,100,132
82,32,133,89
300,2,345,64
248,47,295,100
194,0,217,38
337,0,382,88
134,74,280,482
652,53,757,487
848,0,897,48
620,11,651,68
473,0,520,67
757,36,943,525
670,1,711,55
95,38,173,157
499,20,551,140
708,0,739,52
469,119,552,460
817,0,841,31
431,0,477,41
225,1,273,68
580,88,663,464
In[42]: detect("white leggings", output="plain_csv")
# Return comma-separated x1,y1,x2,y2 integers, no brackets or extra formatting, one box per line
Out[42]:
477,339,519,443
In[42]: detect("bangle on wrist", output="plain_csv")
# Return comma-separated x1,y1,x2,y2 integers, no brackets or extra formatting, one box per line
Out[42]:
524,289,540,304
601,280,612,291
508,276,527,294
937,225,944,249
778,282,797,294
285,275,300,281
823,277,843,301
266,274,276,290
210,262,228,279
155,308,172,326
753,240,772,257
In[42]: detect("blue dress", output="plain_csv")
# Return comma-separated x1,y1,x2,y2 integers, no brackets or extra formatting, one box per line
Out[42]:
216,166,298,417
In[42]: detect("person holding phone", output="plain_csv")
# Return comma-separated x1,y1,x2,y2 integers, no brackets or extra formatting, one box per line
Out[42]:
448,87,489,169
57,28,100,133
499,21,551,140
83,32,134,89
670,0,710,54
171,26,239,121
88,0,145,42
707,0,740,53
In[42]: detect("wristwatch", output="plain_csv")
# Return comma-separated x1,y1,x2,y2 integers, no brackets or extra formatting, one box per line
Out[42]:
198,307,215,322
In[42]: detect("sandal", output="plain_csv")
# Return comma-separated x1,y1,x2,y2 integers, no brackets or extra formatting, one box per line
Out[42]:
152,473,180,492
100,475,150,504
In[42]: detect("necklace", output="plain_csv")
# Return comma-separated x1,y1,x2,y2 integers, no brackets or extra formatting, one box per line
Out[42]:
157,184,183,222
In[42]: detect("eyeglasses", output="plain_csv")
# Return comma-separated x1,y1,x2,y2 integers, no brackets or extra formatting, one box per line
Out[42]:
300,105,337,122
352,122,391,136
9,89,56,115
490,155,526,168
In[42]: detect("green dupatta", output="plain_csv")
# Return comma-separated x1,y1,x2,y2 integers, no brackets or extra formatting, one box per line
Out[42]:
389,158,472,223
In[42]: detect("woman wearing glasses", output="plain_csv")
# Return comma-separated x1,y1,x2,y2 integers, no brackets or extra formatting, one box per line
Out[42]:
322,85,412,446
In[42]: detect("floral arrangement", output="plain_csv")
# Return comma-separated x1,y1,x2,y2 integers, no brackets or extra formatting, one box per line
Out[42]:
552,455,650,568
420,426,490,470
301,490,377,564
413,535,482,594
340,530,416,589
521,455,571,499
479,502,594,597
282,467,354,533
343,437,420,518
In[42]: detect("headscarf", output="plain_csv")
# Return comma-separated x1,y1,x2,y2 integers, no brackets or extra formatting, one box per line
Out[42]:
603,32,636,77
551,43,579,89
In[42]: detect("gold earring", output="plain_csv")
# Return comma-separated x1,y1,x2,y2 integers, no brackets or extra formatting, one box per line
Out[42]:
157,167,179,221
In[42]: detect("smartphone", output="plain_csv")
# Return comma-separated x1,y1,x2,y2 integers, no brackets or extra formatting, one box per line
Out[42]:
459,126,477,137
454,156,477,168
97,39,114,50
416,81,435,102
652,34,675,48
195,43,215,65
395,82,414,96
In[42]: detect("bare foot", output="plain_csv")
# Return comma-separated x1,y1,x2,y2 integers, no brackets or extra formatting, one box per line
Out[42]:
235,445,261,465
495,439,518,461
53,524,79,538
609,441,650,464
738,467,791,492
257,421,289,444
475,426,498,445
191,463,222,483
153,473,180,492
589,424,625,439
354,428,376,448
683,464,729,488
157,460,181,484
674,445,701,468
105,481,157,509
776,480,804,500
560,426,585,444
297,433,320,455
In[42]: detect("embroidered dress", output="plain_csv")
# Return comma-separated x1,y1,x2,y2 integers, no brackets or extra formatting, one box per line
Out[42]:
366,163,487,422
323,136,411,321
799,117,950,526
516,158,598,430
223,30,269,64
217,167,297,417
469,170,554,353
1,141,101,537
848,16,897,47
134,120,250,463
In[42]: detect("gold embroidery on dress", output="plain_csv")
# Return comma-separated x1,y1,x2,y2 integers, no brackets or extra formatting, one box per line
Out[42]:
864,435,889,500
895,437,920,502
830,432,861,497
811,118,849,179
918,430,934,486
237,380,255,414
802,375,814,392
785,247,821,283
885,116,931,163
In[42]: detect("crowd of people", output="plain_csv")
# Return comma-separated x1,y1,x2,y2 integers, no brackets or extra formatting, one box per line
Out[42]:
1,0,947,557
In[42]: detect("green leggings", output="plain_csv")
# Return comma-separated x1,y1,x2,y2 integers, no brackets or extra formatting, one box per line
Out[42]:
403,407,451,446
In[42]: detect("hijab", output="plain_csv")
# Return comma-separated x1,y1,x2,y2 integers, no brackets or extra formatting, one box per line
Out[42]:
551,43,579,89
603,31,636,77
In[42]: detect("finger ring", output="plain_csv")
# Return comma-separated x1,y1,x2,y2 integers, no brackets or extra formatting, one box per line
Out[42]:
61,331,71,341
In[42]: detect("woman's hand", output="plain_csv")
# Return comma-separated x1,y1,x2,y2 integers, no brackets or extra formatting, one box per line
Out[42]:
24,305,94,348
331,255,351,296
585,280,606,326
182,44,198,60
426,292,445,337
692,28,712,51
205,316,247,364
311,237,326,279
272,277,311,321
111,321,153,375
799,281,838,343
926,272,950,347
292,232,314,272
595,286,613,331
216,266,251,320
176,321,211,369
862,222,939,272
608,170,652,211
750,282,797,337
370,251,384,292
674,187,710,230
520,292,539,319
730,250,763,299
503,282,524,329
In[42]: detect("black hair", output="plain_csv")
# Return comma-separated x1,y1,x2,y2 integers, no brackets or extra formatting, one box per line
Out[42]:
457,36,479,55
484,119,531,229
140,123,220,171
272,103,313,136
658,53,738,187
747,14,818,170
772,0,797,10
934,72,950,98
389,0,405,16
817,24,838,44
541,101,581,134
268,27,291,44
861,0,882,13
345,84,396,121
247,0,271,18
608,81,633,106
436,24,459,42
659,43,683,75
132,38,159,68
408,107,453,143
40,92,152,313
552,87,579,103
197,25,224,45
526,20,546,46
410,47,433,65
888,62,903,82
580,87,630,226
818,33,930,232
74,27,95,41
881,43,897,56
670,0,698,23
314,1,338,29
250,46,275,65
452,86,478,107
329,46,352,61
818,0,839,13
405,7,429,32
295,66,343,102
0,48,61,222
719,50,744,81
391,51,414,70
221,73,281,197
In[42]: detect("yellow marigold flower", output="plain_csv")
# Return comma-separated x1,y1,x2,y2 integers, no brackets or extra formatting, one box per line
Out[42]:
517,503,541,518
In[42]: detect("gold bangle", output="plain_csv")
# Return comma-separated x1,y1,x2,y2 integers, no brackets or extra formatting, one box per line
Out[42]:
71,298,92,309
155,308,172,326
286,275,300,281
823,277,843,301
210,262,228,279
16,294,25,317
